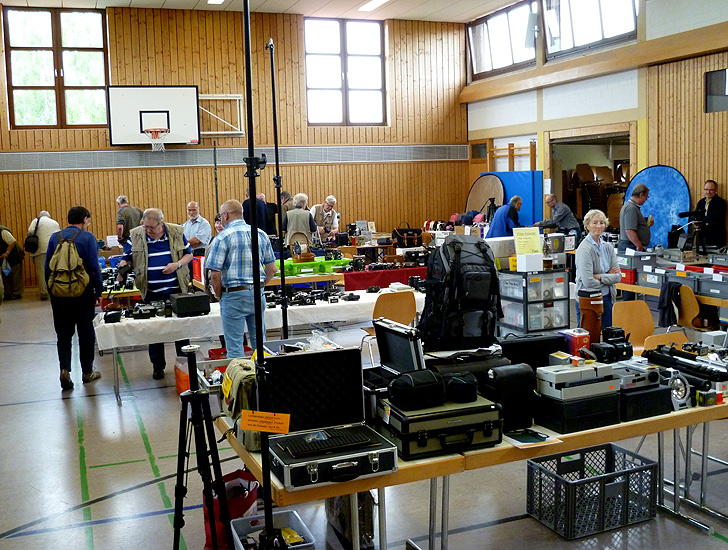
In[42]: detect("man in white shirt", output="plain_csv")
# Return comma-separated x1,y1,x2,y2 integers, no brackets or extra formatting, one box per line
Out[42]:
310,195,339,239
28,211,60,301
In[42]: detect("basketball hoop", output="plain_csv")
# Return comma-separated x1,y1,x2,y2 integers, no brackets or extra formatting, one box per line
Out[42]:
144,128,169,152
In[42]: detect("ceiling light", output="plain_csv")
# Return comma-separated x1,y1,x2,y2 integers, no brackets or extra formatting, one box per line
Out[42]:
207,0,225,5
359,0,389,12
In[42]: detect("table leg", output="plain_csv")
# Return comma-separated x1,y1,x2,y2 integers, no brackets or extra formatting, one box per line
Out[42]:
685,426,694,502
405,477,438,550
350,492,360,550
377,487,387,550
441,475,450,550
114,348,121,406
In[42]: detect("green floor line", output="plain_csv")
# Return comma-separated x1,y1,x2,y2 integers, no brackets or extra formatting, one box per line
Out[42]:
117,353,187,548
76,400,94,550
90,458,148,469
713,530,728,544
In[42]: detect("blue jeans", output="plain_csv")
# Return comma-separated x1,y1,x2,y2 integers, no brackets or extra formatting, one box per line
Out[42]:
575,292,613,330
220,288,267,357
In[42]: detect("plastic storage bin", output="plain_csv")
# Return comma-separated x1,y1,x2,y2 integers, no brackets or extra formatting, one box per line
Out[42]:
617,252,657,269
527,443,657,540
501,299,569,332
697,273,728,298
498,271,568,301
666,270,701,292
637,269,665,289
232,510,315,549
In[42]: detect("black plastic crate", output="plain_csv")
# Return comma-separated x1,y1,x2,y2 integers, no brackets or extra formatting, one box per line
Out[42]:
526,443,657,539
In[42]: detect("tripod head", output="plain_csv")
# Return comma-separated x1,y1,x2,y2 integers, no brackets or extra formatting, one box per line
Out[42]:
181,344,201,392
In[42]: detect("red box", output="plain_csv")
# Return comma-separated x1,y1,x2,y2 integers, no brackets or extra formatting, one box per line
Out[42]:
558,328,591,356
192,256,203,282
620,268,636,284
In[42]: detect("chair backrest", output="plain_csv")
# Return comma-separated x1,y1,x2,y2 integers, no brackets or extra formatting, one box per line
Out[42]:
643,331,688,351
288,232,310,253
612,300,654,348
339,245,357,259
677,285,701,327
372,291,417,326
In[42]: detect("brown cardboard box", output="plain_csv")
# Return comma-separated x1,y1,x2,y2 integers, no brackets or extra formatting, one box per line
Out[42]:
99,246,123,259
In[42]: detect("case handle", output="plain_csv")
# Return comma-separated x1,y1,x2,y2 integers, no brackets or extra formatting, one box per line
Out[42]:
438,429,475,450
331,460,361,482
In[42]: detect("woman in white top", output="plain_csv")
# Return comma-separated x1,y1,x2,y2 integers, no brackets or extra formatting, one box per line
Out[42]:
575,209,621,328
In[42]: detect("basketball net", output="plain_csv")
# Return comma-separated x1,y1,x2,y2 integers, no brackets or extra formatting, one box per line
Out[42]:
144,128,169,152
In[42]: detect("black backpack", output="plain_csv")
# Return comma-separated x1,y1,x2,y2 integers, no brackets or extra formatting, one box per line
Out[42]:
418,235,501,351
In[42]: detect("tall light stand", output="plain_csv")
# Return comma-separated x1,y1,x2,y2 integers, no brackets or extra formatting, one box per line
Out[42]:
265,37,289,339
241,1,286,548
213,141,220,212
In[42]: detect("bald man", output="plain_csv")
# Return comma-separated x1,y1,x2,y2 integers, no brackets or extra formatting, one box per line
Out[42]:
182,201,212,256
534,194,581,241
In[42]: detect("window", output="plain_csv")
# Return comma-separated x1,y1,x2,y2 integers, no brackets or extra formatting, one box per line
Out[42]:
467,1,538,79
3,7,108,128
705,69,728,113
304,18,385,125
542,0,637,59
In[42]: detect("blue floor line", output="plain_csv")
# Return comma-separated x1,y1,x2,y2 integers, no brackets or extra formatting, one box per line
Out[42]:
8,504,204,538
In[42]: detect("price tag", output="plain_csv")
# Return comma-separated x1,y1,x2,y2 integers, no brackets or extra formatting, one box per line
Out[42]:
240,410,290,434
676,263,686,271
221,372,232,398
705,267,714,274
656,268,666,274
676,271,687,277
714,274,723,282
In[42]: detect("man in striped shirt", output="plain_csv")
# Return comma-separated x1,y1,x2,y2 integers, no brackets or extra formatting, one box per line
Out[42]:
207,199,277,357
120,208,193,379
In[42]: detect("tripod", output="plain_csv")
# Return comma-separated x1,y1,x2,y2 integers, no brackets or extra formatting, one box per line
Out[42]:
172,345,232,550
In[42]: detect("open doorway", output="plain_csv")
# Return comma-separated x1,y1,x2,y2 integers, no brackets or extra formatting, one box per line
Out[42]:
544,123,637,232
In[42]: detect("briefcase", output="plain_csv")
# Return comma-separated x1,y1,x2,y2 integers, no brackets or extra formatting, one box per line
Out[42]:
363,318,426,419
259,347,398,491
375,396,502,460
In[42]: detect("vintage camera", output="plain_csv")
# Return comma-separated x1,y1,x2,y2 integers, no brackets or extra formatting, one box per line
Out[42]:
150,300,166,316
341,293,361,301
590,341,618,363
351,256,366,271
328,295,339,303
408,275,421,290
366,286,380,293
683,342,710,356
290,292,315,306
132,304,156,319
324,249,342,261
601,326,633,360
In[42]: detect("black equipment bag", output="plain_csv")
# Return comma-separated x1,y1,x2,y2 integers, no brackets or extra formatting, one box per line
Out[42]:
418,235,501,351
391,222,423,248
24,217,41,254
442,372,479,403
479,363,536,432
388,370,446,410
498,333,567,370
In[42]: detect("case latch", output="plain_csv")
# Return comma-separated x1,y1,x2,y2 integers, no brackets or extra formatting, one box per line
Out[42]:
306,462,319,483
417,430,428,447
369,452,380,472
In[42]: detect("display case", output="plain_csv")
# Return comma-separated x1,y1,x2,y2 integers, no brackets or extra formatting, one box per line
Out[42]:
498,270,570,333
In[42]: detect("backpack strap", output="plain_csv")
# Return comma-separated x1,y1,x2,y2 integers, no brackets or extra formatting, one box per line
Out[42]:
32,217,41,235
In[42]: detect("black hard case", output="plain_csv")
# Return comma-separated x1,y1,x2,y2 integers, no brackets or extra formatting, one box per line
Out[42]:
269,427,397,491
375,396,502,459
620,385,673,422
260,347,398,491
498,333,567,370
479,363,536,432
535,392,620,434
363,319,426,419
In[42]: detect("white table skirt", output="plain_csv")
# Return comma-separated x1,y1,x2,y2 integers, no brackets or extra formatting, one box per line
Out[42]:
93,289,425,351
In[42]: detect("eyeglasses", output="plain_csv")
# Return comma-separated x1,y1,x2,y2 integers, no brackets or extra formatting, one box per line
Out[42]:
143,222,160,231
704,187,717,192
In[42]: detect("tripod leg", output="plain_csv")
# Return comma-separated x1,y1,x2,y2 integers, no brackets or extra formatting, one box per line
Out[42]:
189,395,222,550
172,396,191,550
202,398,234,547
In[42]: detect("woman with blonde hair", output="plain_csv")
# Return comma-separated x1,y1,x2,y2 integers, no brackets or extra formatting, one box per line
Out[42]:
575,209,621,328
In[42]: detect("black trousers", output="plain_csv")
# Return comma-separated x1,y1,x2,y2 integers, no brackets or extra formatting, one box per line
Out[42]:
145,291,189,370
51,289,96,374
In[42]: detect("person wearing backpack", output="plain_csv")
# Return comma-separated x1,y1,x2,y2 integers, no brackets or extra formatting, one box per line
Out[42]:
45,206,103,390
26,211,60,301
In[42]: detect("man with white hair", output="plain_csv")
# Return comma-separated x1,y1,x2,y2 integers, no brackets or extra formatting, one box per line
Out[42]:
310,195,339,237
283,193,317,246
27,210,60,300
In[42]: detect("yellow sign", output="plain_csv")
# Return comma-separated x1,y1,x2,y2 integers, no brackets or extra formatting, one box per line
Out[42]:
513,227,542,254
240,410,290,434
221,373,232,398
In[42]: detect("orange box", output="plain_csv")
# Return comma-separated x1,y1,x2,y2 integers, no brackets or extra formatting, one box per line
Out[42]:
558,328,591,356
174,363,190,394
192,256,203,282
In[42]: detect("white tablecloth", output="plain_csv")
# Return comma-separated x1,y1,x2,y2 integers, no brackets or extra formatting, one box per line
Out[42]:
93,290,425,350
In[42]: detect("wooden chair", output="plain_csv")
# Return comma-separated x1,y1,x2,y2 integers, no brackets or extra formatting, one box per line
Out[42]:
611,300,655,355
361,291,417,365
339,245,357,259
643,331,688,351
668,285,715,335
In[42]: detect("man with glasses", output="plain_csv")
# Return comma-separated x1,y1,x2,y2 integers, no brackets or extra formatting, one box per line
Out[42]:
310,195,339,239
534,194,581,242
206,199,277,357
119,208,193,379
696,179,726,248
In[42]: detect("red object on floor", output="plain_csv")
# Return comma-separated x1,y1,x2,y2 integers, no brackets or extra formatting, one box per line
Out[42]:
344,266,427,291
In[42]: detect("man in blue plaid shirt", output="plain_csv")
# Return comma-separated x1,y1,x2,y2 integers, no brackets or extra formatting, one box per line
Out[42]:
206,199,277,357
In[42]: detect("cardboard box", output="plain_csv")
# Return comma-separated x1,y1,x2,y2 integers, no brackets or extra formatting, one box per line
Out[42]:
98,246,123,259
517,253,543,272
558,328,590,356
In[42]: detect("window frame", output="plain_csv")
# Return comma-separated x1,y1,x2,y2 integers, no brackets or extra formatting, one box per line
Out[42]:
542,0,637,61
467,1,538,81
3,6,109,130
304,18,387,127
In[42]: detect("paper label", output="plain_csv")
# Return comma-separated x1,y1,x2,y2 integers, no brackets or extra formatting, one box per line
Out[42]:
625,248,636,256
676,271,687,277
705,267,714,274
676,263,685,271
382,403,391,425
714,274,723,282
240,410,290,434
513,227,542,254
656,268,666,274
643,265,653,272
221,373,232,398
529,277,541,283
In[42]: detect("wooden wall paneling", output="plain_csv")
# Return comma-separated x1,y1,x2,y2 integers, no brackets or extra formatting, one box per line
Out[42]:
166,9,177,85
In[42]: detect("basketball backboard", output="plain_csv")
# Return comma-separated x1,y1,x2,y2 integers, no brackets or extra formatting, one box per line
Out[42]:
107,85,200,146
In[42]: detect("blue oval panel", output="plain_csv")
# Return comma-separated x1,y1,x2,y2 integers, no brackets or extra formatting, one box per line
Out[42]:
626,165,691,248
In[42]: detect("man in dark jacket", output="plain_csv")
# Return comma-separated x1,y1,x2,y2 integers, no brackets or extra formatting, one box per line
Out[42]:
46,206,104,390
696,179,727,248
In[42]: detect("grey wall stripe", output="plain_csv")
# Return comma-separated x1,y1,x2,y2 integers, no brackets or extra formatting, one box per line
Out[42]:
0,144,468,172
